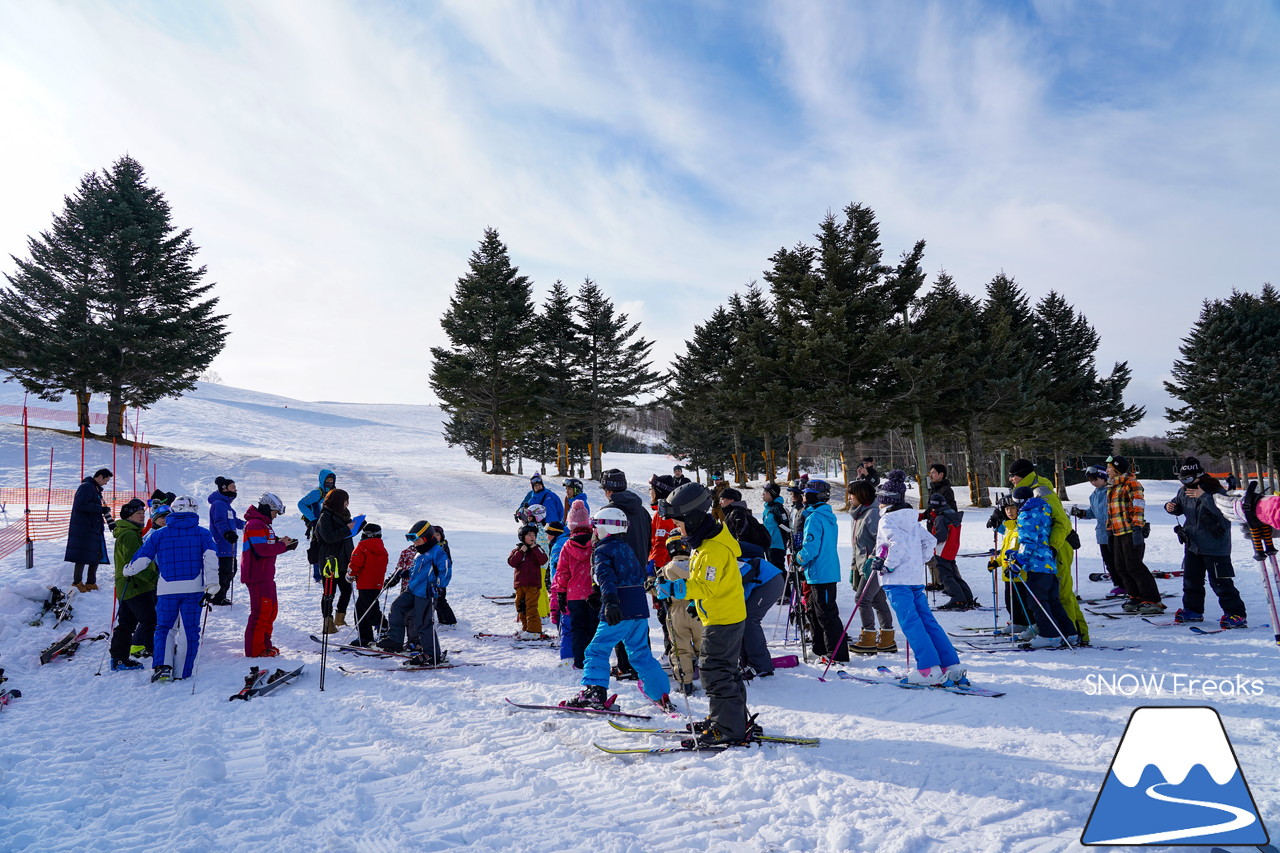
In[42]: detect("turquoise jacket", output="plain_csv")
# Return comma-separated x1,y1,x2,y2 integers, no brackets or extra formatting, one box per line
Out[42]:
797,503,841,584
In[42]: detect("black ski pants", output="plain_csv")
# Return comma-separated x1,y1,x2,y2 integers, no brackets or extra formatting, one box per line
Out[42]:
215,555,236,603
1109,533,1160,603
806,582,848,661
741,573,785,675
355,588,383,646
700,620,748,741
1024,572,1075,640
936,557,975,604
567,599,596,668
1182,551,1246,618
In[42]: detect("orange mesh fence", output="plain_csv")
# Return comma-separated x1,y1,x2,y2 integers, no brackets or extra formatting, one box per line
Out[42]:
0,488,151,510
0,404,107,426
0,518,25,560
0,490,152,561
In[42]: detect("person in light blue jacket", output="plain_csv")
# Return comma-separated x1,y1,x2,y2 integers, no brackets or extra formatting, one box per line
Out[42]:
384,520,452,666
796,480,847,663
1069,465,1120,594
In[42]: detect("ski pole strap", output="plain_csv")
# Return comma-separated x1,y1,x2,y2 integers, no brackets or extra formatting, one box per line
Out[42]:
322,557,339,579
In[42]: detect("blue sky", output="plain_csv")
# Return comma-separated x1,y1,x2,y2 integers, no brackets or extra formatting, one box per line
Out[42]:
0,0,1277,435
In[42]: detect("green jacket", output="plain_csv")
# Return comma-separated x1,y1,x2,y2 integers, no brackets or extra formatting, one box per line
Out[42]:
1013,472,1073,568
113,519,157,599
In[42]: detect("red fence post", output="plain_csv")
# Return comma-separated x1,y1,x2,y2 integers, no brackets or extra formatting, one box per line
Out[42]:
23,402,33,570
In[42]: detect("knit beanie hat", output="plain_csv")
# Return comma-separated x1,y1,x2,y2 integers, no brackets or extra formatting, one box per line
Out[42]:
566,500,591,531
720,488,742,502
1178,457,1204,484
1008,459,1034,479
876,470,908,505
601,469,627,492
1108,455,1131,474
361,522,382,539
215,475,235,492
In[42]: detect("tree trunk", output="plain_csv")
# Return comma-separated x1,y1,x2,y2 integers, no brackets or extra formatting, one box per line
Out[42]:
912,408,928,509
961,428,982,507
75,391,91,433
1054,449,1068,500
787,427,798,483
489,412,507,474
731,427,745,486
590,422,602,481
106,391,125,440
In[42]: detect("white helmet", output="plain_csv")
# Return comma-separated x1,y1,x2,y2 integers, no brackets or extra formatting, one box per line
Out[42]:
591,507,628,537
259,493,285,514
170,495,199,514
526,504,547,523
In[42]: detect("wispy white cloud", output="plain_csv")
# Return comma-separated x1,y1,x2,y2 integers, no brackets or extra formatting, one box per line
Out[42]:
0,0,1276,437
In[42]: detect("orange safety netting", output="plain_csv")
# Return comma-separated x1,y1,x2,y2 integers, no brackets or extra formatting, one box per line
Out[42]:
0,492,152,560
0,404,107,425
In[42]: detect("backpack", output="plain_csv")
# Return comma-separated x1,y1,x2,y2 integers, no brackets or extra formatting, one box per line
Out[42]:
734,509,772,550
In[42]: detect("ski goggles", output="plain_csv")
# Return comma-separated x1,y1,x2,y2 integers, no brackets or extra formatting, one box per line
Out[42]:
591,516,628,529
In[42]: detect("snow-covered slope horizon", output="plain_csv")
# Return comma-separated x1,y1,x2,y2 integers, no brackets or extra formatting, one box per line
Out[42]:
0,381,1277,853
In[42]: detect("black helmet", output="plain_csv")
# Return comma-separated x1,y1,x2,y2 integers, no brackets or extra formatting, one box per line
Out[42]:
658,482,713,522
564,477,584,492
665,534,691,558
762,481,780,498
405,520,433,541
927,492,948,511
802,479,831,505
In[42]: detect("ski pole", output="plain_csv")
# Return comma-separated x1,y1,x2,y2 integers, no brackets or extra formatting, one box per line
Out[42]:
1021,575,1076,653
189,599,212,695
320,561,336,691
818,557,879,682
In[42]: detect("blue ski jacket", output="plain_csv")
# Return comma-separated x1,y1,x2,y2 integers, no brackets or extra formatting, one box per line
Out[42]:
408,543,452,597
520,487,565,526
591,535,649,621
1012,498,1057,575
125,512,219,596
207,490,246,558
298,469,335,522
797,503,840,584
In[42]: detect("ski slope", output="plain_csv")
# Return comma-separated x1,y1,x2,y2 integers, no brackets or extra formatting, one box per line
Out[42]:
0,381,1277,853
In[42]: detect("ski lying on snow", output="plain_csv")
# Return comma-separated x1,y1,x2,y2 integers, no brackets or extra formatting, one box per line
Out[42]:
307,634,461,659
231,665,304,700
337,663,480,674
40,627,97,665
504,697,651,719
481,594,515,600
229,668,270,700
1088,571,1182,582
0,688,21,709
1189,623,1266,635
963,640,1134,653
592,741,750,755
606,719,819,745
836,668,1005,698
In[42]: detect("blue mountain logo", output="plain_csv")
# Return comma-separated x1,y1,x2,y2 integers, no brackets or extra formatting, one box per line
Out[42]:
1082,706,1269,846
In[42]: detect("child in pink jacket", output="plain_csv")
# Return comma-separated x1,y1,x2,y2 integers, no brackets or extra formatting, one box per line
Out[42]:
551,502,595,668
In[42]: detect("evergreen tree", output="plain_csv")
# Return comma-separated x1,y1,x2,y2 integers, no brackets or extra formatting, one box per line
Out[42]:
0,156,227,436
761,242,819,479
430,228,539,475
576,279,662,480
535,280,590,475
666,306,735,473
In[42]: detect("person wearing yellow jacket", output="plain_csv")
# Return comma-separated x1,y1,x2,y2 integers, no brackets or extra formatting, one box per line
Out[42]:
990,495,1034,638
657,482,748,748
1007,459,1089,644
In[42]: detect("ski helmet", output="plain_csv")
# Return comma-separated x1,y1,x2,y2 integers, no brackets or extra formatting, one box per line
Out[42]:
591,507,629,536
1084,465,1108,481
665,533,691,558
802,479,831,505
170,495,199,515
258,492,285,515
996,492,1016,510
659,482,713,523
762,481,780,498
518,523,538,540
150,503,171,521
406,519,433,541
526,504,547,524
564,477,584,493
927,492,948,511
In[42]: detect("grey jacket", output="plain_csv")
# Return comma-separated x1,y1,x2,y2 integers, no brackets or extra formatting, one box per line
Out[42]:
1165,481,1231,557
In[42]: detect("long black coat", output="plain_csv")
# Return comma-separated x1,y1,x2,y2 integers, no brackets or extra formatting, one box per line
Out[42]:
64,476,108,564
314,506,355,572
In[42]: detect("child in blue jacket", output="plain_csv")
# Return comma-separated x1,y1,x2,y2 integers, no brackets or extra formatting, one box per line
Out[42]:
384,520,452,665
1010,488,1077,649
796,480,847,663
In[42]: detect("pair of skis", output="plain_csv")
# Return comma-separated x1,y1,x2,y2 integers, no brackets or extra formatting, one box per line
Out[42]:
838,665,1006,697
229,665,305,700
39,627,106,665
1087,570,1182,582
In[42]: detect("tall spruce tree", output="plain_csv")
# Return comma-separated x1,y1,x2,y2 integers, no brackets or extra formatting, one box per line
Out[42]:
762,242,819,479
536,280,590,475
576,279,661,480
430,228,539,475
0,156,227,436
666,306,735,473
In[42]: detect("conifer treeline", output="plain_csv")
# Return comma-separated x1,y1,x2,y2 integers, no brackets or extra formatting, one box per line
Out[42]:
434,205,1148,498
666,202,1144,502
1165,285,1280,483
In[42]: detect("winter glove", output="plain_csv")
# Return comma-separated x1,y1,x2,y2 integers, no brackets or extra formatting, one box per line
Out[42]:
514,511,524,523
222,531,237,544
285,539,300,551
107,520,117,532
985,508,1004,530
601,595,622,626
100,505,112,517
987,557,999,573
866,556,886,574
205,581,220,597
556,592,568,612
303,518,315,538
123,558,146,577
1141,521,1151,539
1069,506,1087,519
1173,523,1187,545
655,580,674,600
791,532,803,551
644,559,656,577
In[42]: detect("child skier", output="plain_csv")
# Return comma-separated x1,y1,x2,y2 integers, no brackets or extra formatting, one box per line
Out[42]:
926,492,978,610
508,524,549,640
1163,458,1246,629
989,495,1033,639
384,521,451,665
240,493,297,657
1008,487,1078,648
796,480,848,663
550,501,595,667
562,507,672,711
348,522,390,646
872,470,966,686
1069,465,1125,598
656,483,749,747
109,499,154,671
123,495,220,683
655,535,702,694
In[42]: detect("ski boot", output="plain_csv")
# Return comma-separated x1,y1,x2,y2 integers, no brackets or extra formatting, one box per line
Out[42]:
942,664,970,687
129,644,151,659
1138,600,1167,616
680,724,741,750
110,658,143,672
1220,614,1248,629
610,665,638,681
1022,635,1065,650
1173,609,1203,624
561,685,610,710
903,667,946,686
151,665,174,683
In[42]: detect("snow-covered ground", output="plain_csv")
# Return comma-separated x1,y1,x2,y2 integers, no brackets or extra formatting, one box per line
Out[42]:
0,381,1277,853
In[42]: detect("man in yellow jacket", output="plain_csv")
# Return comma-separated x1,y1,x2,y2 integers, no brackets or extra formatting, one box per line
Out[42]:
1008,459,1088,644
657,482,748,748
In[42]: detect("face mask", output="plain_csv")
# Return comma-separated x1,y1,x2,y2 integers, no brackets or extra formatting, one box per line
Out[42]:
414,542,430,554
